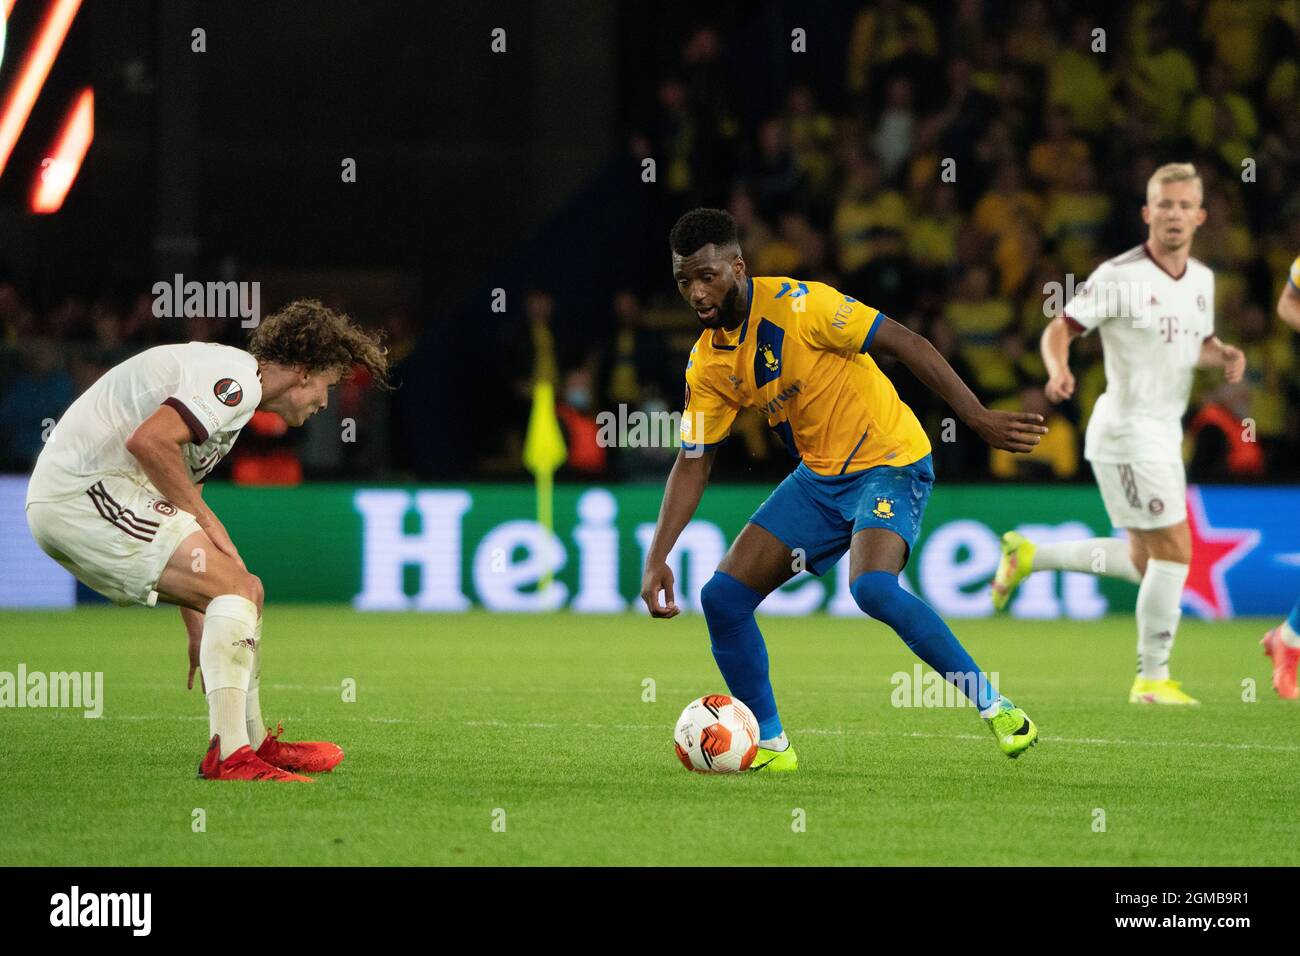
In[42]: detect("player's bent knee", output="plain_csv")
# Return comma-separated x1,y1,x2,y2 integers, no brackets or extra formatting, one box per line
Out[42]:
849,571,909,625
229,572,264,615
700,571,763,625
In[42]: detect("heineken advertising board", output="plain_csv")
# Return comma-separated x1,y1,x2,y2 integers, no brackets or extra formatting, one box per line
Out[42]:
4,477,1296,618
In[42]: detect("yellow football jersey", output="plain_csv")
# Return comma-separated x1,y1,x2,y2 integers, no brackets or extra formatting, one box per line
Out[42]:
1290,254,1300,288
680,276,931,475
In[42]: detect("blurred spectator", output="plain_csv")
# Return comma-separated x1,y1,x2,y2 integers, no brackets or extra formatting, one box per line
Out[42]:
681,26,741,192
1041,159,1111,279
1188,382,1264,481
833,155,909,275
944,265,1016,399
989,386,1079,479
1186,61,1259,168
1046,17,1113,135
653,77,696,199
1201,0,1273,86
1028,106,1090,190
872,77,916,181
231,411,303,485
973,162,1042,242
556,369,607,477
847,0,938,101
0,342,73,470
1126,14,1198,143
743,118,806,220
905,183,960,275
784,85,838,210
1005,0,1055,69
603,290,669,412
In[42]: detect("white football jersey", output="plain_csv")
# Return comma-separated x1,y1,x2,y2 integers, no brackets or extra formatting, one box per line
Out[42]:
1062,244,1215,464
27,342,262,504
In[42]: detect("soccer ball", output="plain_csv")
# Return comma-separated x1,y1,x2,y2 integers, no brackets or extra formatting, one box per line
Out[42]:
673,694,759,773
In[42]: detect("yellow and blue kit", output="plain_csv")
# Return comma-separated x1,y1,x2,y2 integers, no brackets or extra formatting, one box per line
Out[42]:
680,276,935,572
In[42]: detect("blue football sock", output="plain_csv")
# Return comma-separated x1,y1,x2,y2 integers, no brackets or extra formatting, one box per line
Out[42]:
700,571,782,739
850,570,999,712
1287,597,1300,635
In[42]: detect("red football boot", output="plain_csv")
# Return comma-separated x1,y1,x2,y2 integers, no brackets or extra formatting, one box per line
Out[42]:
255,723,345,773
197,735,313,782
1261,627,1300,700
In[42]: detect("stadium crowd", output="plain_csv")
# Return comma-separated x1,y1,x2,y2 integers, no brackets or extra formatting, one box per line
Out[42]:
3,1,1299,486
527,0,1300,484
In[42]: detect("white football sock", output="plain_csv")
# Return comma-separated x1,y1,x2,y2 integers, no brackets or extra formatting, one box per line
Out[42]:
200,594,258,759
1033,538,1141,583
246,616,266,750
1135,559,1188,680
1281,619,1300,649
759,731,789,752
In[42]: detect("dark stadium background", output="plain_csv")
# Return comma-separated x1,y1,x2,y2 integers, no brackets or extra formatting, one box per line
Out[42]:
1,0,1297,487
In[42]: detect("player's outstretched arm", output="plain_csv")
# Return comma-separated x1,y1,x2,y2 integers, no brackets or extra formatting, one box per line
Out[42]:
641,447,716,618
1198,334,1246,383
1277,282,1300,332
871,316,1047,454
125,405,245,568
1040,316,1081,402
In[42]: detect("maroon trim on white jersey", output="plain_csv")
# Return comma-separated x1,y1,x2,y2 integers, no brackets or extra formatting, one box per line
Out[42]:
1143,242,1188,281
162,397,209,444
1063,315,1086,335
1110,245,1146,266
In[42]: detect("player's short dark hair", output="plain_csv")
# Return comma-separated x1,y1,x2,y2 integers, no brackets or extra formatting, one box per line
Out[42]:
249,299,393,390
669,208,739,257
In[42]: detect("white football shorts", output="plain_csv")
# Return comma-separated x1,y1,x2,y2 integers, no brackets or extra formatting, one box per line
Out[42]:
1092,460,1187,531
26,475,201,606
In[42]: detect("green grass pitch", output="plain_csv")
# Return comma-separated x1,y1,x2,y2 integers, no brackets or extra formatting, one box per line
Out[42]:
0,606,1295,866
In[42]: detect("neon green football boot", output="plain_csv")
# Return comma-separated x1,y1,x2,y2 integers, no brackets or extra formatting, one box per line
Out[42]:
991,531,1036,612
984,698,1039,758
1129,677,1200,705
749,743,798,772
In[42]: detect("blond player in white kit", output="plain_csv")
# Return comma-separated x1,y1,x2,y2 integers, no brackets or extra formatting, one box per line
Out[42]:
989,164,1245,705
26,299,390,780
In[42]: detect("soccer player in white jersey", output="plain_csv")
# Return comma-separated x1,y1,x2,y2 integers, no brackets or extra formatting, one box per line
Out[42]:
989,163,1245,705
26,300,390,780
1260,254,1300,699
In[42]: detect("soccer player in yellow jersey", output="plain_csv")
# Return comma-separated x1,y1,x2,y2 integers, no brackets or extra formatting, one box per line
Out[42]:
640,208,1049,766
1261,254,1300,699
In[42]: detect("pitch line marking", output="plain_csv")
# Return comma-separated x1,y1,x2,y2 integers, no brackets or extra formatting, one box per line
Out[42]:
461,719,1300,754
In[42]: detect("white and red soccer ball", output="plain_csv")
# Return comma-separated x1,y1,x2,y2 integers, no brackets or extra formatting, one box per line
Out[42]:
673,695,759,773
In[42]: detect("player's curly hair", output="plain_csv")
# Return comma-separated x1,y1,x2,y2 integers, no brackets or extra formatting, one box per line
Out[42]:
669,207,740,257
248,299,393,390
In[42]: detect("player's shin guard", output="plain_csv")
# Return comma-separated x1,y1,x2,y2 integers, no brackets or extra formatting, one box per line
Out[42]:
1136,559,1188,680
245,617,266,750
851,571,999,712
700,571,782,739
200,595,258,758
